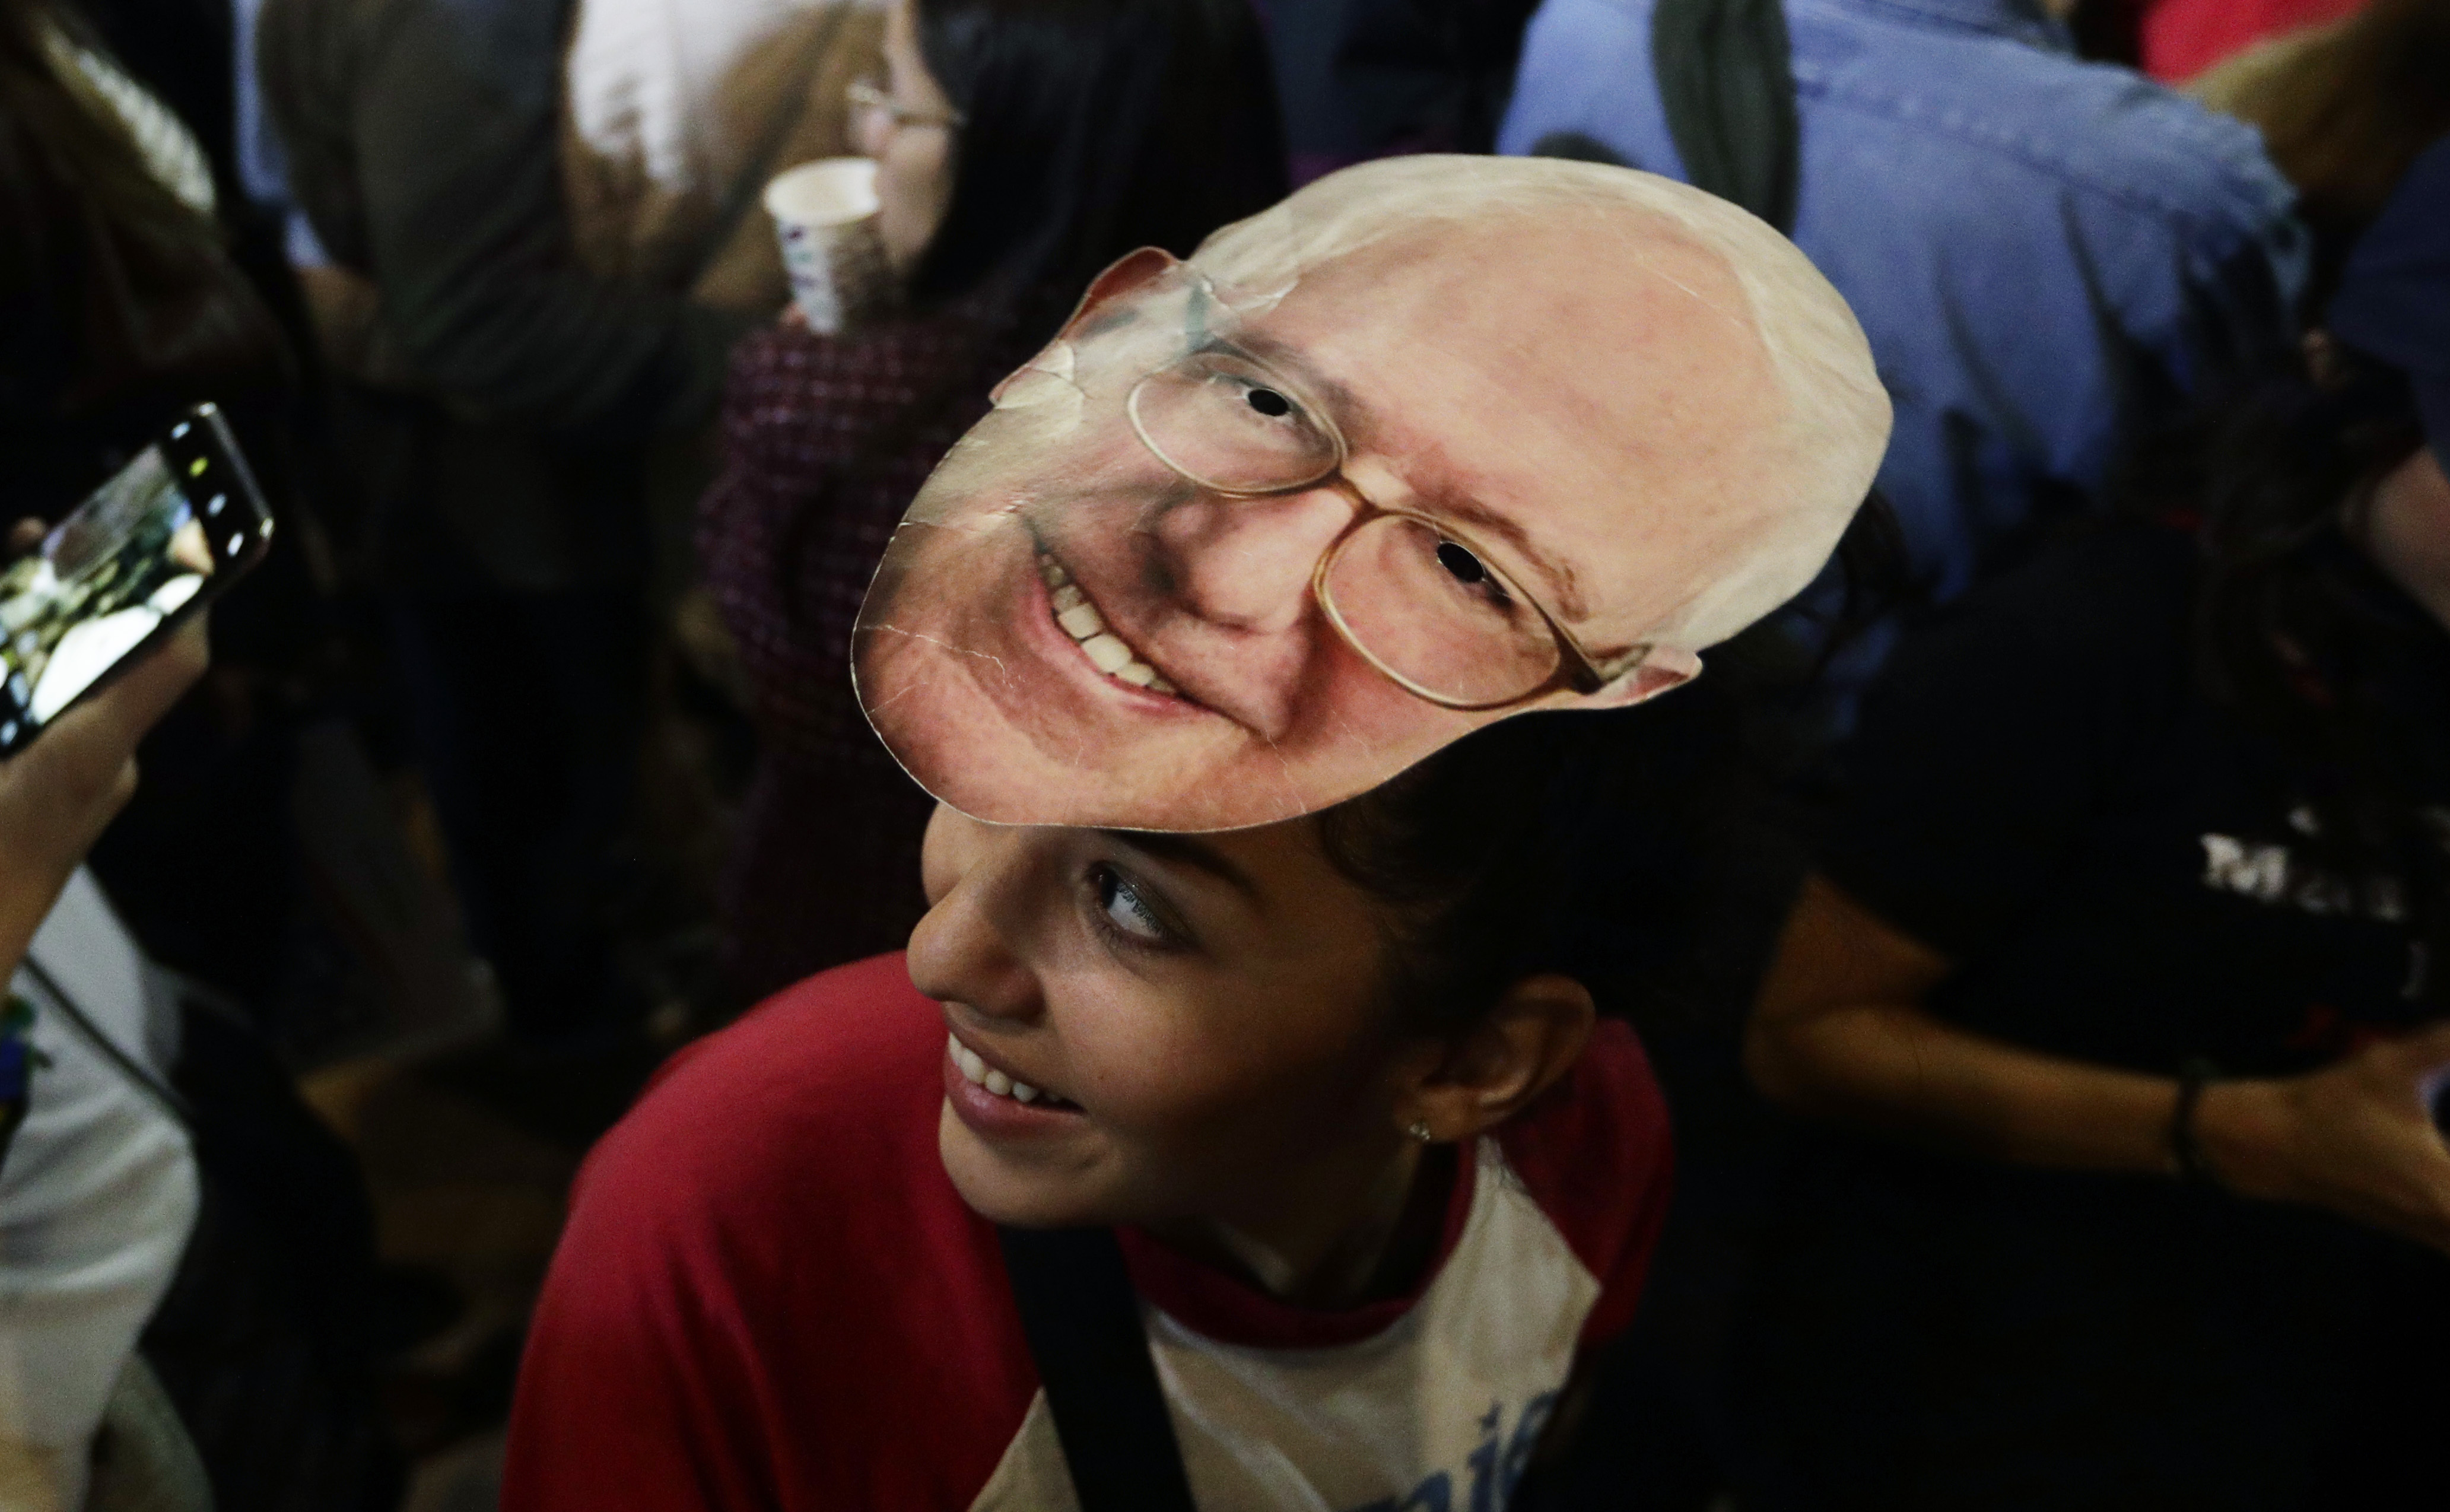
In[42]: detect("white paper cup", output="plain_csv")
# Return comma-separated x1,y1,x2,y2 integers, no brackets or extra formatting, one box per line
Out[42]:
765,158,882,335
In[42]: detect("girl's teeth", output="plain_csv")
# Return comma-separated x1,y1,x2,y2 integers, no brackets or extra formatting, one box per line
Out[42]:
950,1033,1054,1107
1057,602,1104,639
1050,583,1085,612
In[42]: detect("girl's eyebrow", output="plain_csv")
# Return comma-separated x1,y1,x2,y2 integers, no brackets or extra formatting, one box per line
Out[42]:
1100,831,1260,902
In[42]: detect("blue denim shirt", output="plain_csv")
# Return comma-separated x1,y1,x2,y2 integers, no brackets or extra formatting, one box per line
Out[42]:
1500,0,2307,695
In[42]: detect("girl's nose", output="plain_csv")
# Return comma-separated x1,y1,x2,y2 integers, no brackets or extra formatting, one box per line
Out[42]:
905,825,1041,1024
1145,486,1356,634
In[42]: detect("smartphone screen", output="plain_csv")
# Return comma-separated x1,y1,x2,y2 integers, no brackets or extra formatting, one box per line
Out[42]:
0,405,273,755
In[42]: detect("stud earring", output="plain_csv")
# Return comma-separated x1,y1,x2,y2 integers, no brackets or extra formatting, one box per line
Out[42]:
1407,1120,1435,1144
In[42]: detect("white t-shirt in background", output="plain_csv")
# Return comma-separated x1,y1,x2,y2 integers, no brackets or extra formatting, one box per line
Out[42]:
0,871,199,1512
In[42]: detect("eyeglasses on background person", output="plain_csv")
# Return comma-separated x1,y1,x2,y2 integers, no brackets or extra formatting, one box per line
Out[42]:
847,78,965,136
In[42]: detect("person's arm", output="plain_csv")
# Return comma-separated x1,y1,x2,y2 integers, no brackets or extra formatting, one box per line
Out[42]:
1748,872,2450,1254
341,0,748,442
0,617,206,983
0,611,205,1511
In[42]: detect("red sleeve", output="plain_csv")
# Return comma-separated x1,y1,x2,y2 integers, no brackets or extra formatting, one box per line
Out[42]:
502,955,1041,1512
1496,1019,1675,1348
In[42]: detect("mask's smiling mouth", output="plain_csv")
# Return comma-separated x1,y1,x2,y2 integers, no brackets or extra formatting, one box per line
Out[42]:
1036,548,1180,697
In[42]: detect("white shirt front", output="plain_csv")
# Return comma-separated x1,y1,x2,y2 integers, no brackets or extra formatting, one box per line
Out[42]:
970,1141,1600,1512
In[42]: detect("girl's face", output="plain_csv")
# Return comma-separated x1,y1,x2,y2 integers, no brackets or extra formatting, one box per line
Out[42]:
911,803,1424,1233
863,0,960,276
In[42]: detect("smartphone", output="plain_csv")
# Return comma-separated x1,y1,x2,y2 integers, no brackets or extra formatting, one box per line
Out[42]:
0,404,274,756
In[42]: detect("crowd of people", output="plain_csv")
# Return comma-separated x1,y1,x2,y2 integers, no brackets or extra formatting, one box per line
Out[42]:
3,0,2448,1507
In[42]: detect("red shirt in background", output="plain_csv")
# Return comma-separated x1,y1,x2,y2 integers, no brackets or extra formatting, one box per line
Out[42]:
502,952,1674,1511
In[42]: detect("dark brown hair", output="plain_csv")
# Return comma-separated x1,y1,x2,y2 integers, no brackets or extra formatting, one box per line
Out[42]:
908,0,1288,324
1314,497,1903,1039
1316,691,1756,1040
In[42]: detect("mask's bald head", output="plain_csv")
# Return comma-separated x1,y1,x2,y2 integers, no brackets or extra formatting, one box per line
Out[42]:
1186,154,1889,653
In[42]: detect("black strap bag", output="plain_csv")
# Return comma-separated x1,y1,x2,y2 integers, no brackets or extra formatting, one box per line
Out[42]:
996,1225,1199,1511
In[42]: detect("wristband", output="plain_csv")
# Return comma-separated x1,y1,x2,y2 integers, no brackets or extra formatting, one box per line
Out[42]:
2169,1057,2222,1186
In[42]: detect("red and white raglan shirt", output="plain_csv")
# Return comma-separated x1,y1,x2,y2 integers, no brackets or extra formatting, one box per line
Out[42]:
503,954,1674,1511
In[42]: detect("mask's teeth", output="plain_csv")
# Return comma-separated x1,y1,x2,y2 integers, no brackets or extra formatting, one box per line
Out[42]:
1079,633,1135,675
1039,550,1179,698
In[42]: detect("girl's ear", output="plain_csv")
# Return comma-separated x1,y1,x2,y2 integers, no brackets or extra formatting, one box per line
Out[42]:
1394,974,1597,1144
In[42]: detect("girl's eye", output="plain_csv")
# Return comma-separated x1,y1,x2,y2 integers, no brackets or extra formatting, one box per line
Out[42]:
1092,865,1169,944
1245,386,1292,418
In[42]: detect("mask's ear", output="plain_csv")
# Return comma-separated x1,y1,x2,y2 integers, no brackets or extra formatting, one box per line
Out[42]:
1060,246,1181,334
988,247,1181,404
1580,645,1702,709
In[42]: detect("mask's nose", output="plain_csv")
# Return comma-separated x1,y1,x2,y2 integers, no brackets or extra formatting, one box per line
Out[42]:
1144,486,1356,634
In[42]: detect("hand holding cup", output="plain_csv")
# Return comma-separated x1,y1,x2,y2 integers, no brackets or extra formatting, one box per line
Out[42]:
765,158,888,335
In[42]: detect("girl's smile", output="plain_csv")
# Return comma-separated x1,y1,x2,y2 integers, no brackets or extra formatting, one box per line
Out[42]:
942,1024,1086,1142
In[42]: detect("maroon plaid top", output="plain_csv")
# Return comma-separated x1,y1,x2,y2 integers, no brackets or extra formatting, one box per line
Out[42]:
698,296,1045,999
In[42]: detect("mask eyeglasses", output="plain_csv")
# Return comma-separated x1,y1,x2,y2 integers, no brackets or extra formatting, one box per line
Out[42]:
1122,317,1638,711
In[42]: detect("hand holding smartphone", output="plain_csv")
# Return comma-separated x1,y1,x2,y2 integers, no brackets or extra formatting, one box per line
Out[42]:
0,403,271,755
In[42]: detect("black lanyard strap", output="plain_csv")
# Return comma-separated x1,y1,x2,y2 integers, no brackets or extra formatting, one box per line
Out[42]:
995,1225,1198,1512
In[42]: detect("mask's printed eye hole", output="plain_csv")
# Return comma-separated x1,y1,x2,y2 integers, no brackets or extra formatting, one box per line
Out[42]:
1436,541,1489,586
1246,387,1292,418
